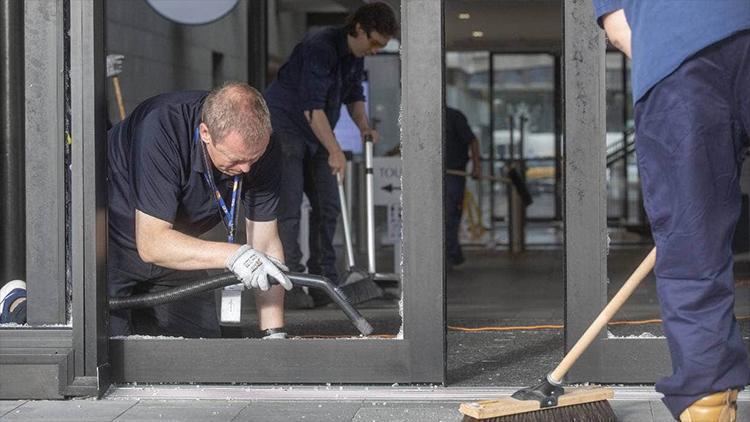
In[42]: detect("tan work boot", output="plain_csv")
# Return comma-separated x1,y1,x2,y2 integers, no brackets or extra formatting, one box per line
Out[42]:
679,389,739,422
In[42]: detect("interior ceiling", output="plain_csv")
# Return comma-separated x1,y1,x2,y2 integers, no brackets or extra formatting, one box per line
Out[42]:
278,0,562,53
446,0,561,52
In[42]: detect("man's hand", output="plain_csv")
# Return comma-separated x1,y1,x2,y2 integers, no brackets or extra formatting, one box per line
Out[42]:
602,9,632,59
106,54,125,78
225,245,293,291
362,128,380,144
471,164,482,180
328,148,347,175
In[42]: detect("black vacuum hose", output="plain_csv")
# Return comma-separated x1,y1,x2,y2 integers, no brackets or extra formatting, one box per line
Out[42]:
108,272,374,336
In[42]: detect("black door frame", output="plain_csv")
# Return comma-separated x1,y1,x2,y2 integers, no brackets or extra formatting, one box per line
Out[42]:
109,0,447,385
3,0,692,399
562,0,671,383
0,0,109,399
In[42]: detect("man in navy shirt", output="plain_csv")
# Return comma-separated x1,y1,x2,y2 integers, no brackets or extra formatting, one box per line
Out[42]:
264,2,398,306
107,82,292,338
445,107,481,268
594,1,750,420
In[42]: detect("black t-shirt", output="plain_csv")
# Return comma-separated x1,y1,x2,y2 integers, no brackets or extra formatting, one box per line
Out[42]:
445,107,477,170
107,91,280,254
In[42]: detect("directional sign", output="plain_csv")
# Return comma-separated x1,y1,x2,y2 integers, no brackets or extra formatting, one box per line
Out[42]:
372,157,402,205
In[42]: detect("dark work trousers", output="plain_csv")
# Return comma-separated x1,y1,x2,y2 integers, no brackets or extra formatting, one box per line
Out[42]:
107,244,221,338
634,30,750,419
275,131,341,284
446,173,467,265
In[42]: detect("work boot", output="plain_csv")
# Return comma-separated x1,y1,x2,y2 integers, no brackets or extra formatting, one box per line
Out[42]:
679,389,739,422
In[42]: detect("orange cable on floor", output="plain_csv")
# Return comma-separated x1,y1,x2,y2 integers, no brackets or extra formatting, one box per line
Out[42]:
447,314,750,332
287,316,750,337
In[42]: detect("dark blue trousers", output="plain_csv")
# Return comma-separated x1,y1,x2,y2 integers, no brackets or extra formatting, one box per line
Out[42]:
446,173,466,265
635,30,750,419
108,244,220,338
275,131,341,283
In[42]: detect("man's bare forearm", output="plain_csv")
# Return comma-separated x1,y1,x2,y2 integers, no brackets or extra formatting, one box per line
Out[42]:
470,138,481,169
306,109,342,154
245,218,285,263
602,9,632,59
137,226,239,270
346,101,370,132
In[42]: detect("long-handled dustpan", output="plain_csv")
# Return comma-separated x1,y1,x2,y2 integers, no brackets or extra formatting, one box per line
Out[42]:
460,247,657,422
337,172,384,304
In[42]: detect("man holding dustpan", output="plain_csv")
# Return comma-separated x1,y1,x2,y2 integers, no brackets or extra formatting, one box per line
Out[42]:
595,1,750,420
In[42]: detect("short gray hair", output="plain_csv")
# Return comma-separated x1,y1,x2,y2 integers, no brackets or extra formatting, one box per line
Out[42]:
201,82,272,146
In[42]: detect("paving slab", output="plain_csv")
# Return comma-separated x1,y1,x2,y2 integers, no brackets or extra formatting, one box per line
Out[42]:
611,400,664,422
0,401,26,418
2,399,136,421
352,401,462,422
113,400,247,421
232,400,361,422
649,400,676,422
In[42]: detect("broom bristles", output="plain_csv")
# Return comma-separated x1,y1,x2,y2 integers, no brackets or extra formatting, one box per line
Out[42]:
461,400,616,422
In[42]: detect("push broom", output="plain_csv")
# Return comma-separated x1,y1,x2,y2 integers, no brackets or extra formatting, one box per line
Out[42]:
459,247,656,422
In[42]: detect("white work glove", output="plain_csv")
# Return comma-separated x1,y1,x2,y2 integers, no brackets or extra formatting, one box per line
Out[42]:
225,245,293,291
106,54,124,78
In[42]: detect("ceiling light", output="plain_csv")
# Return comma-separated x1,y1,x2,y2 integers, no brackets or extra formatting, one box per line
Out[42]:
472,31,484,38
458,12,470,20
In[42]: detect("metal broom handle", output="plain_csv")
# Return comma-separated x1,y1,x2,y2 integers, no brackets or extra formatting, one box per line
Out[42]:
549,247,656,384
337,173,356,269
365,134,376,274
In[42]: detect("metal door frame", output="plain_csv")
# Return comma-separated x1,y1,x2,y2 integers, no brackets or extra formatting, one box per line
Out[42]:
0,0,109,399
562,0,670,383
109,0,446,385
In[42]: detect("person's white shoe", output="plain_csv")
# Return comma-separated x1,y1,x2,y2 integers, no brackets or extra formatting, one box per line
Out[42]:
0,280,27,324
262,328,287,339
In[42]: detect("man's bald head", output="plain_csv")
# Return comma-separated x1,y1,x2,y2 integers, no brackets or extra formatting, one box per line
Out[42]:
201,82,272,147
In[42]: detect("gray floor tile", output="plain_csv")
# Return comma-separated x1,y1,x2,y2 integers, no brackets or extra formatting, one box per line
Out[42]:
232,401,360,422
649,400,675,422
611,401,657,422
2,399,136,421
352,401,462,422
0,401,26,418
114,400,247,422
737,401,749,422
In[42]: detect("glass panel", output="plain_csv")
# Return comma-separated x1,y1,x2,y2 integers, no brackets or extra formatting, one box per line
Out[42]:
446,51,491,247
605,52,749,339
492,54,559,246
604,52,659,337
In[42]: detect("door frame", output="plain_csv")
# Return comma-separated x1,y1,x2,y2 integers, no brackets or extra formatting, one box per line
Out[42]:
109,0,447,385
562,0,670,383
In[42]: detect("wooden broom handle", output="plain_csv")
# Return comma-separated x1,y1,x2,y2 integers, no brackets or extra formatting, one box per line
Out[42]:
112,75,126,120
549,247,656,383
446,168,509,183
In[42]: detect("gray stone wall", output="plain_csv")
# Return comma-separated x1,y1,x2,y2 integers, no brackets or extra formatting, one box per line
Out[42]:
105,0,249,123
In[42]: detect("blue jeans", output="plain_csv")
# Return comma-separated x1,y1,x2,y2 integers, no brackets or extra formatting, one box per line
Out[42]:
275,131,341,283
446,173,466,264
635,30,750,419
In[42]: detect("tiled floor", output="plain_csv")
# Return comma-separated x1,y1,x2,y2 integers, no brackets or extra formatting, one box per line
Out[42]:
1,388,748,421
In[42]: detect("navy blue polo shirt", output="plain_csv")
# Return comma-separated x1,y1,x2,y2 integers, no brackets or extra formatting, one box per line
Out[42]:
107,91,280,255
445,107,477,171
593,0,750,102
264,26,365,149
